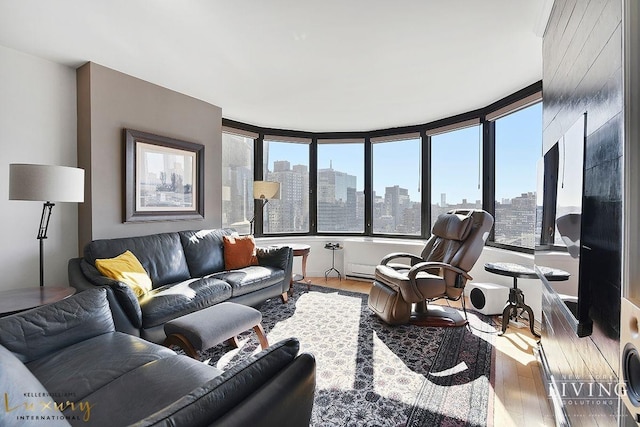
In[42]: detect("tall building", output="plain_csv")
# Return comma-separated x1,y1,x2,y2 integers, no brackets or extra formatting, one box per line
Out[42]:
317,167,358,231
265,163,309,233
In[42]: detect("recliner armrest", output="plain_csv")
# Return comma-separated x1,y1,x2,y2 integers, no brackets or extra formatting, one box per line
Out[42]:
408,261,473,281
380,252,423,266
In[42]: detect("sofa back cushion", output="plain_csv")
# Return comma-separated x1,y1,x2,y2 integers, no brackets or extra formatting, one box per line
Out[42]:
84,232,190,287
179,229,234,277
0,288,115,363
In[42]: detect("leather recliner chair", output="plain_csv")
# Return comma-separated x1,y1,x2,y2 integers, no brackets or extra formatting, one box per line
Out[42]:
368,209,494,326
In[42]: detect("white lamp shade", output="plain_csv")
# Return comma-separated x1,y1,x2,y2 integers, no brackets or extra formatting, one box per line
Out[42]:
9,164,84,203
253,181,280,200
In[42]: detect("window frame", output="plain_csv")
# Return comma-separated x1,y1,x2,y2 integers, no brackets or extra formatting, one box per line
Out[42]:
316,138,366,234
222,82,542,252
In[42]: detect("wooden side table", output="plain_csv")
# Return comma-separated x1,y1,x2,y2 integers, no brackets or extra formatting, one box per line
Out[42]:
0,286,76,317
287,244,311,293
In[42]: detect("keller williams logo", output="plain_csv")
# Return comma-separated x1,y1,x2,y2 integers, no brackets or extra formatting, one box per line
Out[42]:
3,392,94,422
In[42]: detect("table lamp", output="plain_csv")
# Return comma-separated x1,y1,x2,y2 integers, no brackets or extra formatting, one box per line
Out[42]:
9,164,85,287
250,180,280,234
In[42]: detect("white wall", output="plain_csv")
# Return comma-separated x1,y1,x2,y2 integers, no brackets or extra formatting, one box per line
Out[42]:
0,45,78,290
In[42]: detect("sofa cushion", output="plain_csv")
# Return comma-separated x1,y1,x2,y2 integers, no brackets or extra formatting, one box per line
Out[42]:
214,266,285,297
84,232,190,287
26,332,177,402
95,250,153,297
68,355,222,426
223,235,259,270
0,345,71,427
139,278,233,328
0,288,115,363
179,229,233,277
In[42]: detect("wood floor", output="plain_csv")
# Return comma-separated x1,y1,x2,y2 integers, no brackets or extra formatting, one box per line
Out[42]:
307,276,555,427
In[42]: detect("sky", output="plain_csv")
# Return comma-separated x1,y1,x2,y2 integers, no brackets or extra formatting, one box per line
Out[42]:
266,103,542,205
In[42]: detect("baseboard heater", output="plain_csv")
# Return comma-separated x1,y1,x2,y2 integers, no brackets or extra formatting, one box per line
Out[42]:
345,263,376,280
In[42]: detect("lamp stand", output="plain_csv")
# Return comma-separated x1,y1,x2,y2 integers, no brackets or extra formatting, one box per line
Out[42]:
249,197,269,235
37,202,54,287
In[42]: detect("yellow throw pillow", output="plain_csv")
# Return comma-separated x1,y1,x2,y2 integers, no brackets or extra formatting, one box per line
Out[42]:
95,250,152,298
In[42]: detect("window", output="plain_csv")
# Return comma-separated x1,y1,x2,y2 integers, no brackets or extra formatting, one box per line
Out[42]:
317,140,364,233
223,82,541,245
494,102,542,248
221,131,254,234
263,138,310,233
430,125,482,229
372,136,421,235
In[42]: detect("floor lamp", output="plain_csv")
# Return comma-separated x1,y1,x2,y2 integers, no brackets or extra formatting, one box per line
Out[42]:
9,164,85,287
250,181,280,235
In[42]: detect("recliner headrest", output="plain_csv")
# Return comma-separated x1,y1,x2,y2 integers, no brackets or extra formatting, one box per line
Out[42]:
432,213,474,241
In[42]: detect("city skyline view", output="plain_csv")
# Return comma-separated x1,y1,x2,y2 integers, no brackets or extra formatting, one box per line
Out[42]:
267,102,541,205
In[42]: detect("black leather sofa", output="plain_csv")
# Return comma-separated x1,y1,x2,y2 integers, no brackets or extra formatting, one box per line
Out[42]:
68,228,293,344
0,288,316,427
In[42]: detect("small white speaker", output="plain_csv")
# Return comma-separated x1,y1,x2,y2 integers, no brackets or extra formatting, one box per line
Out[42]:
620,298,640,424
464,282,510,315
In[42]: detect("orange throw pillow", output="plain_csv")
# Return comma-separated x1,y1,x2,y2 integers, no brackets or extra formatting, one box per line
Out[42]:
223,235,259,270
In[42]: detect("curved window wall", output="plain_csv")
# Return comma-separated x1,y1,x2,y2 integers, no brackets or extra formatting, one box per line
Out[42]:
222,82,542,252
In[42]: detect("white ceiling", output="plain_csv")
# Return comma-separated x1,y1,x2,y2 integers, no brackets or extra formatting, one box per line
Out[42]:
0,0,550,132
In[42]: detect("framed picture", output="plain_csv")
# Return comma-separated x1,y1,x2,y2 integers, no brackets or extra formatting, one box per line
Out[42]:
124,129,204,222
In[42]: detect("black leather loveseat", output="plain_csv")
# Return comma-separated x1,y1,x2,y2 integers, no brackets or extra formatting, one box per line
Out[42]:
69,229,293,344
0,288,315,427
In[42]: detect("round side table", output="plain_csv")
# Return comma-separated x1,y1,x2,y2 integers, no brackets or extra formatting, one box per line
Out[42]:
0,286,76,317
484,262,569,337
324,243,342,281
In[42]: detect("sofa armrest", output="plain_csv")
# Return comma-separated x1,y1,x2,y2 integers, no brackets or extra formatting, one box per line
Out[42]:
256,246,293,293
211,353,316,427
0,345,71,426
69,258,143,329
133,338,315,427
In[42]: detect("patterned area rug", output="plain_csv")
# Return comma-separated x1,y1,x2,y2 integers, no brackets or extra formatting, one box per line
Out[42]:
200,283,495,427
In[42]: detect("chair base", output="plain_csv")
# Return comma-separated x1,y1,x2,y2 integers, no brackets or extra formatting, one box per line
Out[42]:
369,280,468,327
409,304,468,327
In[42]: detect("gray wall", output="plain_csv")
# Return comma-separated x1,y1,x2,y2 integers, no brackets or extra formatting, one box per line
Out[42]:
540,0,623,424
77,63,222,250
0,45,78,290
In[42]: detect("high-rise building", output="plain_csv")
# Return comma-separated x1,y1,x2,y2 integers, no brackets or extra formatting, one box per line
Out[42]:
317,167,358,231
265,163,309,233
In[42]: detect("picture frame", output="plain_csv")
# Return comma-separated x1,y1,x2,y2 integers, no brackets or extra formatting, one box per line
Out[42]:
124,129,204,222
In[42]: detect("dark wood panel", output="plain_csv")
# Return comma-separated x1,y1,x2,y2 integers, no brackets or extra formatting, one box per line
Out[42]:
541,0,623,424
543,0,620,136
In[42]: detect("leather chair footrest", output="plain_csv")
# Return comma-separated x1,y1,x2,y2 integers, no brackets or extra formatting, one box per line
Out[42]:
164,302,269,358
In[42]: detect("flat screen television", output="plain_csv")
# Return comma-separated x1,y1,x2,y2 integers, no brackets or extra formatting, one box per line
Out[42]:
535,112,591,336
